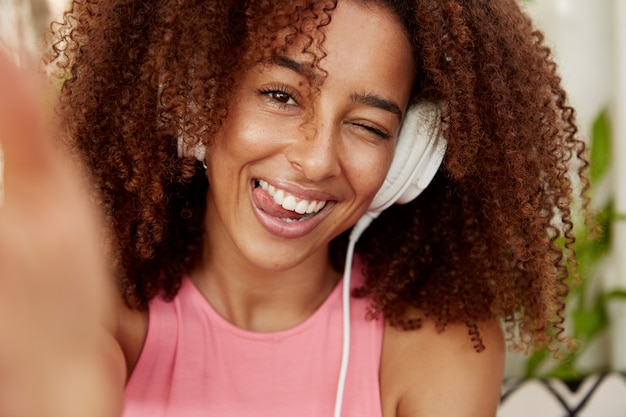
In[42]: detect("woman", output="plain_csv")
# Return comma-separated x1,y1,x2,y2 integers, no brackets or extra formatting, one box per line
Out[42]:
0,0,587,416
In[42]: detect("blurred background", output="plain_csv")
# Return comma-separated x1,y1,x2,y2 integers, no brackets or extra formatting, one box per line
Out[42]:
513,0,626,379
1,0,625,379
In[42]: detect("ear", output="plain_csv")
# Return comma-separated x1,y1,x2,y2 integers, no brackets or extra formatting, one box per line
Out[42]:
159,77,206,163
177,136,206,162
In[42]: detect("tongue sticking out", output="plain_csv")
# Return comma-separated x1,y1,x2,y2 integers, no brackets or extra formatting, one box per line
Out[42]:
252,187,306,220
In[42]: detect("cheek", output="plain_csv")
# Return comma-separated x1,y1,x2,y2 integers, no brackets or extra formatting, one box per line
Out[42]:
207,122,263,173
218,105,297,159
345,144,394,200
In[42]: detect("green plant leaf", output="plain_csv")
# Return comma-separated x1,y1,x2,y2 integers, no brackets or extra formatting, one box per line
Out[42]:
524,349,549,378
550,361,583,380
572,306,607,341
589,109,612,186
605,289,626,301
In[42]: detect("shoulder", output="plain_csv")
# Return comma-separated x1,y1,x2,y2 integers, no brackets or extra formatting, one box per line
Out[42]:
380,315,505,417
114,295,149,380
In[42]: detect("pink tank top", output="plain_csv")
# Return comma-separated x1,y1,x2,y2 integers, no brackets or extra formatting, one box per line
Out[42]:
123,261,384,417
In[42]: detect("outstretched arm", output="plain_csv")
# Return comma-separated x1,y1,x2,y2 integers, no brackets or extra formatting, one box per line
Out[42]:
0,50,125,417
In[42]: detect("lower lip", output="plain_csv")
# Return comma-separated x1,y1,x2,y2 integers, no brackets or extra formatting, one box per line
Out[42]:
250,186,333,239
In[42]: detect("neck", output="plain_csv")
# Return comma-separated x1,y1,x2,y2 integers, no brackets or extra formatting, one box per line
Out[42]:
192,241,341,333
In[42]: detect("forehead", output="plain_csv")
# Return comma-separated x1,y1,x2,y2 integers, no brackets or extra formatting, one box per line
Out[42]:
319,1,416,102
248,0,415,91
245,0,416,112
245,0,413,74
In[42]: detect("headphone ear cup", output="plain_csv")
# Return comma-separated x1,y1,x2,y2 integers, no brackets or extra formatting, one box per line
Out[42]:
368,101,447,214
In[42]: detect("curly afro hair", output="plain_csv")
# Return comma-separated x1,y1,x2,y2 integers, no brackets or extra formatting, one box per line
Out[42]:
46,0,588,352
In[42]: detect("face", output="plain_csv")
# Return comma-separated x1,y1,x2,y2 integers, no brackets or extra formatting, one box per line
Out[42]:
204,0,416,272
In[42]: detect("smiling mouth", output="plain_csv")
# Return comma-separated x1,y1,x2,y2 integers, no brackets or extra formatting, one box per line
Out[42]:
254,179,328,222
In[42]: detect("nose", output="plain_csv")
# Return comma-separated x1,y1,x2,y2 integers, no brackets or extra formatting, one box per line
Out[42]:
285,122,342,182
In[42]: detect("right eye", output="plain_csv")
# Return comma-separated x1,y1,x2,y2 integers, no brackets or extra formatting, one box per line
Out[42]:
267,91,296,105
258,85,299,108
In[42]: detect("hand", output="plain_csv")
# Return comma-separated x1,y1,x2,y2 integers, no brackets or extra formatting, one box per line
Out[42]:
0,50,124,417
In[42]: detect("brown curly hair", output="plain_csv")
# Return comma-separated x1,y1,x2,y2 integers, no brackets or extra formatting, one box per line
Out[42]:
45,0,588,352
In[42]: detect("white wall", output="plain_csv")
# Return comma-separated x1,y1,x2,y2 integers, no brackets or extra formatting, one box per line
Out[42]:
609,0,626,371
525,0,615,131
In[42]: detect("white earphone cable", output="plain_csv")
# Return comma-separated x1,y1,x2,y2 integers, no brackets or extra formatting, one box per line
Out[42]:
332,213,377,417
331,102,445,417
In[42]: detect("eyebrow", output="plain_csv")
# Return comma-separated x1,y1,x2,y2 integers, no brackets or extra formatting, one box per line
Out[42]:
351,92,403,120
272,55,320,81
272,55,304,74
272,55,403,120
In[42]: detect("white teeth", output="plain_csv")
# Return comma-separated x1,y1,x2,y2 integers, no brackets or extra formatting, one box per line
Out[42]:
256,179,327,216
295,200,309,214
274,189,285,205
282,195,297,211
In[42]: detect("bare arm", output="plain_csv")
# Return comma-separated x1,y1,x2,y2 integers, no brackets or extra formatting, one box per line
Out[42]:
381,317,505,417
0,50,126,417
